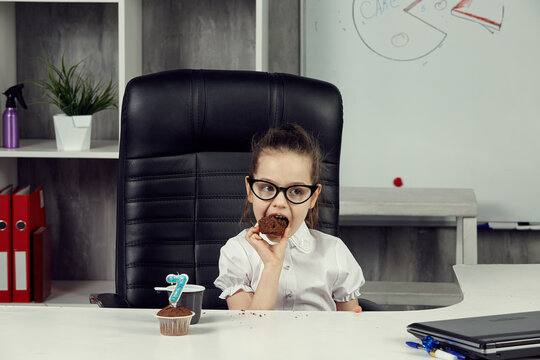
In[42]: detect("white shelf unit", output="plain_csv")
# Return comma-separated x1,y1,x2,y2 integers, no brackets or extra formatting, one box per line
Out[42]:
0,0,141,185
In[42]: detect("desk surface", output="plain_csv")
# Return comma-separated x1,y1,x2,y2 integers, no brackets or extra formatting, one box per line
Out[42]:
1,265,539,360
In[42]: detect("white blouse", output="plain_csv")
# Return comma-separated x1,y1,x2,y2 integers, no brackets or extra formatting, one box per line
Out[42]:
214,222,365,311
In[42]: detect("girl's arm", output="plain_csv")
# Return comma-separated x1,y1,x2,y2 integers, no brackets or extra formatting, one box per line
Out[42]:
226,226,289,310
335,298,360,311
226,261,282,310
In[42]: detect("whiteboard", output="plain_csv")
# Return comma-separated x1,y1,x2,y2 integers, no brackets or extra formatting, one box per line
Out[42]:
302,0,540,222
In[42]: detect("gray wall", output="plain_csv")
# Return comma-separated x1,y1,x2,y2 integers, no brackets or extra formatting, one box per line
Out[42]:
14,0,540,282
142,0,255,73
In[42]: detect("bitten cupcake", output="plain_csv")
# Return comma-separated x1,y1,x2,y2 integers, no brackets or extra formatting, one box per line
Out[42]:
258,215,288,236
155,305,195,336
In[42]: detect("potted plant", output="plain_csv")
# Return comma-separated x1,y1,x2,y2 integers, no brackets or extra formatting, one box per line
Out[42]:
36,55,117,151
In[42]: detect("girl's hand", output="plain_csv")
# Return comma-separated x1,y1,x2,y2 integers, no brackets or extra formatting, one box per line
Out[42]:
246,226,290,267
229,227,291,311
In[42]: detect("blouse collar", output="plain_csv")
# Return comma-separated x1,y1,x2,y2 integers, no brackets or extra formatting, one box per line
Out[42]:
289,222,314,254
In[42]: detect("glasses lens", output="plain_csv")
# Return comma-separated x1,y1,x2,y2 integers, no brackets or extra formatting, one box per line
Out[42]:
286,186,312,204
252,181,277,200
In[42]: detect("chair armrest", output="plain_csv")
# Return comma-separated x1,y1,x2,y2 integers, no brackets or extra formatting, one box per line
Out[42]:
358,298,383,311
89,293,130,308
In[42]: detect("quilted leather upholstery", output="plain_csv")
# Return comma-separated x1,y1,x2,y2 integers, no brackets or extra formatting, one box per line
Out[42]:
116,69,343,309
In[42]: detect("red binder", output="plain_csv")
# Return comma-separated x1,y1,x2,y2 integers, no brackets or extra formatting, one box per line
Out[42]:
0,185,13,302
32,226,51,303
12,186,46,302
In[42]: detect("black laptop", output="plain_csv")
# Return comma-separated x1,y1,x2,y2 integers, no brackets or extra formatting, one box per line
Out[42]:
407,311,540,359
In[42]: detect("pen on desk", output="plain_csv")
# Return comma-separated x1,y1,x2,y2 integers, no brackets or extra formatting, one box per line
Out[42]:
406,342,458,360
406,341,424,350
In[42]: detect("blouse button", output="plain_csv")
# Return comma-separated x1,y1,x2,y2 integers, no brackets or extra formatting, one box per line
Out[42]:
284,265,290,270
286,292,293,298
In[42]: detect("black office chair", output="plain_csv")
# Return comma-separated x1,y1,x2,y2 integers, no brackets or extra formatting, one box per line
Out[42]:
90,69,381,311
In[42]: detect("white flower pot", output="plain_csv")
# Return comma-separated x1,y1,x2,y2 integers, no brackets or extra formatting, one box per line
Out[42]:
53,114,92,151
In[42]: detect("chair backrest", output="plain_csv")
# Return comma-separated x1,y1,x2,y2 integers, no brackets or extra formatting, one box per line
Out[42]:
116,69,343,309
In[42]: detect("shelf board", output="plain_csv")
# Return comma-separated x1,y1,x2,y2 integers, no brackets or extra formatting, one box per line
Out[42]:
0,139,119,159
0,280,115,307
0,0,120,3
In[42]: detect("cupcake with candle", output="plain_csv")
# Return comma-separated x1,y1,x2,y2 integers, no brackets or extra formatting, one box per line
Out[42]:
155,273,195,336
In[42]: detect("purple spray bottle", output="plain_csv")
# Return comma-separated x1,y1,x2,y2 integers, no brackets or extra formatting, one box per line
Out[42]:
2,84,28,148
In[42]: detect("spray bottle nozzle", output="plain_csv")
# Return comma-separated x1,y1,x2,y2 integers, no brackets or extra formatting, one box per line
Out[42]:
3,84,27,110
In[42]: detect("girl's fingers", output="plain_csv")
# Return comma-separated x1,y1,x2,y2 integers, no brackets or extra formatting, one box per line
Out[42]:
246,226,258,236
246,226,264,244
246,226,259,238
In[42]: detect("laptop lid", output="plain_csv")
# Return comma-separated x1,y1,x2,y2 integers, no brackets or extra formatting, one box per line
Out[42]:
407,311,540,360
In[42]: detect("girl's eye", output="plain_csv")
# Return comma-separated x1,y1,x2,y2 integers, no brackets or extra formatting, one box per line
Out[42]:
256,183,276,194
289,187,306,197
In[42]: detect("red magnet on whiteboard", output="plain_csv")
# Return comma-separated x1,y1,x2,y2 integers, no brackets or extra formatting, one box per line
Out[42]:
393,177,403,187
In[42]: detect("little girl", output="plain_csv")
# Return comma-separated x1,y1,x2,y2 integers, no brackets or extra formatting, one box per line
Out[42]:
214,123,365,311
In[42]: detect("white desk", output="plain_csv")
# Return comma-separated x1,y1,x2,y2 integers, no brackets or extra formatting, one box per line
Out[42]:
1,265,539,360
340,187,478,264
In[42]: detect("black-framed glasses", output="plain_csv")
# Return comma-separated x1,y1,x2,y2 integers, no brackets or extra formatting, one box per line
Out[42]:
247,177,319,204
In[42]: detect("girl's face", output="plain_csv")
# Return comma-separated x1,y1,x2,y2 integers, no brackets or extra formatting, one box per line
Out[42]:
246,150,321,238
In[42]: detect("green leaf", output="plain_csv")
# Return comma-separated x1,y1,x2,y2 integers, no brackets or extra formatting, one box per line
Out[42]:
34,55,117,116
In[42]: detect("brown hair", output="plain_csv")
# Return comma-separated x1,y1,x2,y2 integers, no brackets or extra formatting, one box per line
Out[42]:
241,123,322,228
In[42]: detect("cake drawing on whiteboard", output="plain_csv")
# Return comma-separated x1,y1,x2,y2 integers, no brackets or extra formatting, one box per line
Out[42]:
452,0,504,32
352,0,448,61
352,0,505,62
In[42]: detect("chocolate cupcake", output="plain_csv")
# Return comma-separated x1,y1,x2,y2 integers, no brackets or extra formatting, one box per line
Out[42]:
155,305,195,336
258,215,288,236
